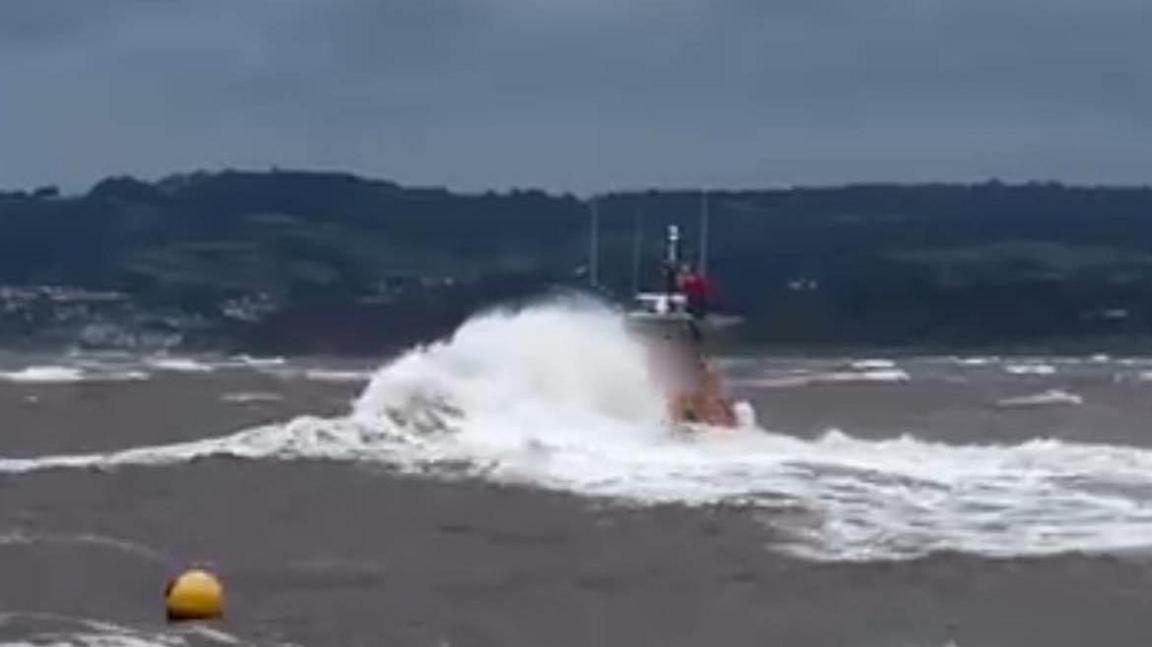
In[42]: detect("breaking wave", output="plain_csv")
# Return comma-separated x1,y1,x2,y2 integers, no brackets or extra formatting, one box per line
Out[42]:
996,389,1084,408
143,357,215,373
0,366,86,383
850,359,897,370
5,297,1152,563
730,368,910,389
0,366,149,384
1004,363,1057,376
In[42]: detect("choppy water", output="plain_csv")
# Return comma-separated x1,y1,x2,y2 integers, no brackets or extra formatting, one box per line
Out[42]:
4,298,1152,645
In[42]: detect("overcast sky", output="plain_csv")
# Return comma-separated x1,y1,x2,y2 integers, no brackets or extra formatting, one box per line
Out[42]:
2,0,1150,194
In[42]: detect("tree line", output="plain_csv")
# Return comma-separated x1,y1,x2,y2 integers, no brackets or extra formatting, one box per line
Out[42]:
3,170,1152,352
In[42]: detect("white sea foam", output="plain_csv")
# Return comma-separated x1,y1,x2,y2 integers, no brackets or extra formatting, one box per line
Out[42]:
0,614,252,647
294,369,374,383
996,389,1084,408
5,298,1152,563
219,392,284,404
0,366,86,383
230,355,286,368
953,356,999,366
850,359,897,370
815,369,910,384
144,357,215,373
732,368,910,389
728,375,815,389
1004,364,1057,376
0,366,148,384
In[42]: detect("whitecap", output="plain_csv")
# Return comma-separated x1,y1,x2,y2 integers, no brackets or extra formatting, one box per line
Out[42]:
219,392,284,404
5,298,1152,565
849,359,897,370
0,366,148,384
1004,364,1057,376
0,366,86,383
230,355,286,368
298,369,374,383
954,356,998,366
996,389,1084,408
813,369,910,384
144,357,215,373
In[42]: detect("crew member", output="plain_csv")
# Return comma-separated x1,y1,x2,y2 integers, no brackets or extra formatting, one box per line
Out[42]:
675,264,709,344
677,265,710,320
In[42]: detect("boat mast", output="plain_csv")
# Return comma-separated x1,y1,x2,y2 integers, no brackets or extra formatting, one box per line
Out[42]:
631,207,644,295
664,224,680,295
588,197,600,288
699,190,710,277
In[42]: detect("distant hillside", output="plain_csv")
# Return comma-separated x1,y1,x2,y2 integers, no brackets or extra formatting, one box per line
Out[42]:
3,170,1152,353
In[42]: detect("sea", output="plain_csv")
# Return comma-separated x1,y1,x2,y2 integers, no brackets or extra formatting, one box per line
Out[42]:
3,298,1152,646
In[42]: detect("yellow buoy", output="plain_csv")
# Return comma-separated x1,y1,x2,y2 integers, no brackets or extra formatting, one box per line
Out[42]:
165,569,223,622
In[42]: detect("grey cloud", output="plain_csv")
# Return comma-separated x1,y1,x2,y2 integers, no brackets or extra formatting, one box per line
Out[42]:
1,0,1150,193
0,1,145,48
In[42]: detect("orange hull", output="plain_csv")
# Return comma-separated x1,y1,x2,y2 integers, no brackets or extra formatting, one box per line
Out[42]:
668,396,736,428
667,369,736,428
642,332,736,429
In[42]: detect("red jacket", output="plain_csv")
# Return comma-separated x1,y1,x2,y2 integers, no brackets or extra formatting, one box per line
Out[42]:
679,273,709,299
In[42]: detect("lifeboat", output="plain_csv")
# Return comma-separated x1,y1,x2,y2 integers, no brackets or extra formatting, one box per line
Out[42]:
624,224,737,430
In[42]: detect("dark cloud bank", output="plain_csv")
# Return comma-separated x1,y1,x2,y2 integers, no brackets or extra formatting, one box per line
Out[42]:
2,0,1150,194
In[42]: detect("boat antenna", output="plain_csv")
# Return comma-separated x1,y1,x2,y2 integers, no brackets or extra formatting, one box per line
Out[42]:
699,190,710,277
588,196,600,288
664,224,680,295
631,206,644,295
